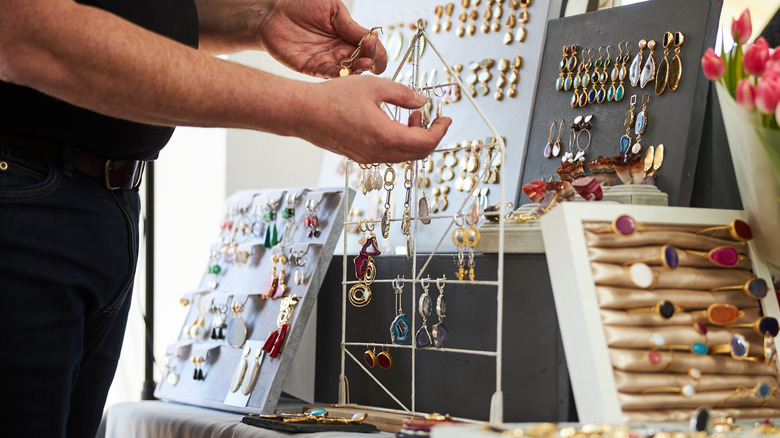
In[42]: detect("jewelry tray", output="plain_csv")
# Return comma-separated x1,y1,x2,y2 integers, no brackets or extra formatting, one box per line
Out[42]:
541,203,780,423
154,186,354,415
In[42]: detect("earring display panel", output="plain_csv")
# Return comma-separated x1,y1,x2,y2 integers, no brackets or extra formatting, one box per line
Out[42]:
154,186,354,415
520,0,721,208
319,0,562,255
541,203,780,423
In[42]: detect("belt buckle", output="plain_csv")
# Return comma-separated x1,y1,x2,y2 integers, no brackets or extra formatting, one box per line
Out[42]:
104,160,146,190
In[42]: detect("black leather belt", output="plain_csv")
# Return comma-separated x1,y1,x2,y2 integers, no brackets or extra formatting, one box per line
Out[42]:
0,134,146,190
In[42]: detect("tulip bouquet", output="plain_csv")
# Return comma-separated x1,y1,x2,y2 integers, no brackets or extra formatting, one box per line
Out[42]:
701,8,780,269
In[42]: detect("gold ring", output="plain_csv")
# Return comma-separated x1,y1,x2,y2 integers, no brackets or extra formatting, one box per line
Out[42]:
696,219,752,241
711,277,769,299
592,213,645,237
710,333,760,360
622,245,679,270
684,246,745,268
628,299,685,319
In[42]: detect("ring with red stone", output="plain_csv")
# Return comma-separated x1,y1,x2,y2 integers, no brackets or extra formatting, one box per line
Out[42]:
710,277,769,300
696,219,753,241
646,349,674,371
696,303,745,326
725,316,780,337
622,245,679,270
592,214,645,237
710,333,760,361
628,299,685,319
683,246,744,268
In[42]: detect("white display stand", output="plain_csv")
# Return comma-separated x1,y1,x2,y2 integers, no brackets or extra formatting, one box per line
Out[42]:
539,203,780,423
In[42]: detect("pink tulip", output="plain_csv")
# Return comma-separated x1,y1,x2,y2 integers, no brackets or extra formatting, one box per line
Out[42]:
755,76,780,114
736,78,756,111
771,48,780,63
731,9,752,45
701,48,725,80
744,37,770,76
766,59,780,81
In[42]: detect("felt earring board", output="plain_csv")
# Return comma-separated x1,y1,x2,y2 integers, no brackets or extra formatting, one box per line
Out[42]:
518,0,722,208
154,187,353,415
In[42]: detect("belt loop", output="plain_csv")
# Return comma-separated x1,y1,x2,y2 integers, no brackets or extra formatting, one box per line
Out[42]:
60,144,74,178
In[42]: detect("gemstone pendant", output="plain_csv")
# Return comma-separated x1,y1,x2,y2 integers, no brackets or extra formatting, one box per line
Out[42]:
227,316,248,348
419,197,431,224
390,314,411,344
655,57,669,95
629,53,642,87
634,111,646,135
544,142,552,158
620,135,631,153
415,326,432,348
552,140,561,157
640,56,656,89
432,323,449,348
669,54,682,91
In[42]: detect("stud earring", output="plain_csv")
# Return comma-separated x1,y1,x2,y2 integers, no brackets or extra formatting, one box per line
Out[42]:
620,94,637,153
432,276,449,348
640,39,656,89
507,55,521,97
494,58,509,101
655,32,673,95
632,94,651,154
515,0,529,43
668,31,685,92
629,39,645,87
556,45,570,91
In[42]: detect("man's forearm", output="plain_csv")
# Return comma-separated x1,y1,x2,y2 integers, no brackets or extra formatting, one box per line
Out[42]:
0,0,309,137
194,0,277,55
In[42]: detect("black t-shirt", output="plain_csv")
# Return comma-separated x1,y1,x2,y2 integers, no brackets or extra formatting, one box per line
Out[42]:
0,0,199,160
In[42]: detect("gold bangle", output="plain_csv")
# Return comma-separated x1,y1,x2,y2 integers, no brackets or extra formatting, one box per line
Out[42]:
696,218,752,241
711,277,769,299
628,299,685,319
592,213,646,237
622,245,679,270
683,246,745,268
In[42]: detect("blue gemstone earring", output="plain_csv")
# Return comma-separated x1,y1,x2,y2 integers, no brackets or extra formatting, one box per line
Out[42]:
640,39,657,89
415,276,433,348
632,94,651,154
630,39,646,87
620,95,637,154
432,276,449,349
390,276,410,344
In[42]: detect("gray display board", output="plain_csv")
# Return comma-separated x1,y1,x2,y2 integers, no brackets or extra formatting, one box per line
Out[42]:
320,0,562,255
154,186,354,415
519,0,722,207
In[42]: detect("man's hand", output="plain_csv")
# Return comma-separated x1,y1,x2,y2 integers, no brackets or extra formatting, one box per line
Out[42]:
254,0,388,78
295,75,451,163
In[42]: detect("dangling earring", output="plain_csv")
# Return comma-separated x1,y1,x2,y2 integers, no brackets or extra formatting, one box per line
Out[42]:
608,43,622,102
206,250,222,289
668,32,685,92
262,295,299,358
588,46,603,105
230,345,251,393
655,32,673,95
620,95,637,154
507,55,521,98
227,298,248,348
432,4,443,33
476,58,494,96
615,41,629,102
640,39,656,89
491,0,504,32
455,0,469,37
494,58,509,101
556,45,570,91
443,2,455,32
571,48,585,108
439,186,450,211
272,254,289,299
630,39,646,87
415,276,433,348
481,0,494,33
578,49,593,108
565,45,578,91
380,164,395,239
240,347,265,395
544,120,555,158
596,45,610,104
376,346,393,369
390,276,411,344
262,200,279,248
210,299,228,340
304,198,321,238
349,220,379,307
466,0,479,36
364,345,377,368
432,276,449,348
515,0,529,43
466,61,479,96
466,225,480,281
503,0,518,44
563,115,581,163
261,254,280,299
452,218,469,280
553,118,563,157
418,157,432,225
192,356,205,381
574,115,593,163
632,94,651,154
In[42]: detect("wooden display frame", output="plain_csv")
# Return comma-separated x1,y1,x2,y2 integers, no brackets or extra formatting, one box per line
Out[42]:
540,203,780,423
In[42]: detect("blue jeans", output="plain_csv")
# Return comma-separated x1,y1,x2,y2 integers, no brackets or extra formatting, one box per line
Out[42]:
0,138,140,437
